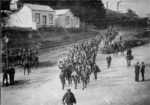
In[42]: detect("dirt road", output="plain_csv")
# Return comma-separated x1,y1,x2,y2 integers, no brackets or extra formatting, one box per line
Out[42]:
1,43,150,105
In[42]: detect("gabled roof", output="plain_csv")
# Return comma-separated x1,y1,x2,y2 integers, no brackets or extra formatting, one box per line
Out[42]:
74,16,79,19
25,3,54,11
10,3,54,15
55,9,73,16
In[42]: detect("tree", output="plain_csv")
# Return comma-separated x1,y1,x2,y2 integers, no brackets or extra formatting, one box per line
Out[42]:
126,9,138,19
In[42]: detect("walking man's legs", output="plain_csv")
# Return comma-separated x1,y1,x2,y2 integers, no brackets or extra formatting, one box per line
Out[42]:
137,72,139,81
135,73,137,81
107,61,110,68
141,73,145,81
27,68,29,75
94,72,97,80
135,72,139,82
24,68,26,75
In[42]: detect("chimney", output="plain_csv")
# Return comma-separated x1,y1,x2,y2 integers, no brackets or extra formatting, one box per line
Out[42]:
117,1,122,11
10,0,18,11
106,1,108,9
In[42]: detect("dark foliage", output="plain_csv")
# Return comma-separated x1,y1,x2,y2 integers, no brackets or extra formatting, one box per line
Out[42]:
2,28,40,48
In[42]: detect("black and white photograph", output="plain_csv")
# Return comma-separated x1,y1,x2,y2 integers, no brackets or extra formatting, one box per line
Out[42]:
1,0,150,105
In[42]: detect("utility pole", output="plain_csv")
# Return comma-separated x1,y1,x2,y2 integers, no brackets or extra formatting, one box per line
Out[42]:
117,1,122,11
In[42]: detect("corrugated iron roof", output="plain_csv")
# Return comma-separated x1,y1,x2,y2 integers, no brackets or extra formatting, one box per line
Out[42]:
55,9,70,15
25,3,54,11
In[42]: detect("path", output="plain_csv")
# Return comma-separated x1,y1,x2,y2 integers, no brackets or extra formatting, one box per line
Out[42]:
1,44,150,105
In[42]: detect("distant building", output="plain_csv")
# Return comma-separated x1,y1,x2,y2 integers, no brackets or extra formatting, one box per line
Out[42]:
147,14,150,31
5,3,55,29
55,9,80,28
148,14,150,20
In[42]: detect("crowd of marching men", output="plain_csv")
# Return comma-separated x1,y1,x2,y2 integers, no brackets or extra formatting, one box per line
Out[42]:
59,36,102,90
58,26,120,90
2,26,118,87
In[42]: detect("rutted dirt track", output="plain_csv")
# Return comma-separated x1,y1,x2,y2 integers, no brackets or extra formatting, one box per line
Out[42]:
1,44,150,105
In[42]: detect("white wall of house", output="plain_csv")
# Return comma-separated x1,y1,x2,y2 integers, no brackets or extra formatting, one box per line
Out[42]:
64,11,74,28
5,5,34,29
32,10,55,28
5,4,55,29
55,10,80,28
55,15,65,27
75,17,80,28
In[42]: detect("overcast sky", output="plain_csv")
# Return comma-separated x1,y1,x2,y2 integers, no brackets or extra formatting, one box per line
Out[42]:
102,0,150,17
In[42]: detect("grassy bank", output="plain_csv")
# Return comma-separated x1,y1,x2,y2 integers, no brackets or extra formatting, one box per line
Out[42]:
2,27,99,50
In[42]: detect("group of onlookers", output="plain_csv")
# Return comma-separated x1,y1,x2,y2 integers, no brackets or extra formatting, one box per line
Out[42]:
135,62,145,82
1,47,39,86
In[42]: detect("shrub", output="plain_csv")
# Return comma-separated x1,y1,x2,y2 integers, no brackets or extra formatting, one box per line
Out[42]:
62,36,71,41
38,26,65,33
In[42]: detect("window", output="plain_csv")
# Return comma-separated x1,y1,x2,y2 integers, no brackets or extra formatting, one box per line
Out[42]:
35,13,40,24
49,14,53,24
76,19,78,25
66,16,70,25
71,18,73,27
43,16,47,26
74,18,76,26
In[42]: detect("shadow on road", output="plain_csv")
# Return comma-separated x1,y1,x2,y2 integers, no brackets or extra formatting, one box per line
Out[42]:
142,79,150,82
15,80,30,86
38,61,57,68
87,76,127,89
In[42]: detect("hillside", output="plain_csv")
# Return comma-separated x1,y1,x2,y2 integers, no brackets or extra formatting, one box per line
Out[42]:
2,27,99,51
106,9,126,19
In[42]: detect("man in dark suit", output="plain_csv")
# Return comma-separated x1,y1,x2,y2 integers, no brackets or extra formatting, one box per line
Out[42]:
23,59,30,75
106,55,112,68
62,89,76,105
2,66,8,86
135,62,140,82
92,63,99,80
140,62,145,81
126,48,132,56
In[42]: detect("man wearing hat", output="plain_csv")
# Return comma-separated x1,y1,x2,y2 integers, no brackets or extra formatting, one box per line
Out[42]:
62,89,76,105
92,63,101,80
106,55,112,69
135,62,140,82
140,62,145,81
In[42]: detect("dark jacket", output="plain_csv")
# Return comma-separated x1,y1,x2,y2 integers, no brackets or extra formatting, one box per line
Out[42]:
62,92,76,104
92,64,101,73
23,60,30,68
135,65,140,73
141,64,145,73
127,49,132,56
106,56,112,62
